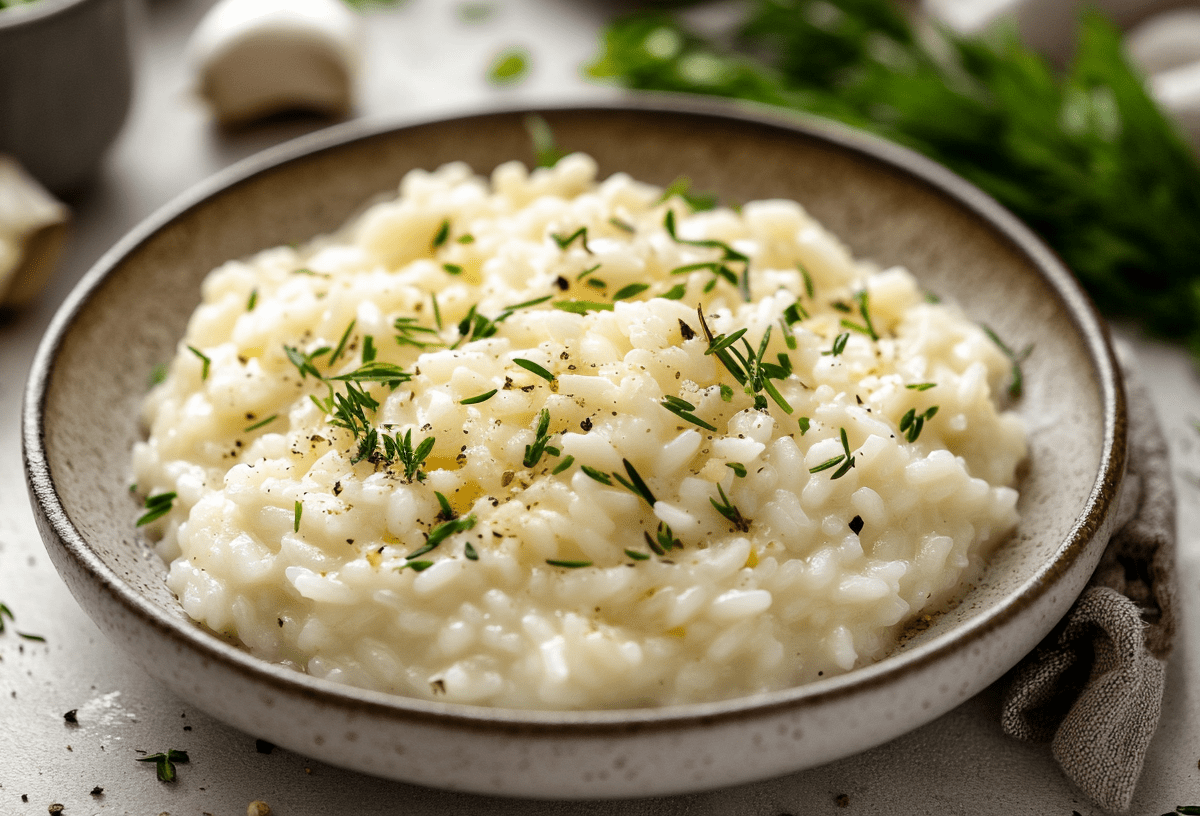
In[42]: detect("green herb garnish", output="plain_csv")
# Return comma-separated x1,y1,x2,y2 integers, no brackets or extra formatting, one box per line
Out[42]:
613,282,650,301
840,290,879,341
461,389,498,405
246,289,258,311
611,459,656,506
148,363,168,388
710,484,750,532
489,47,529,84
644,520,683,555
137,492,177,526
243,414,278,433
900,405,940,443
551,455,575,475
137,750,189,783
524,114,564,168
546,559,593,569
551,226,591,252
393,316,441,349
907,382,937,392
513,358,555,382
983,326,1033,399
658,176,718,212
523,409,558,469
809,427,856,479
660,395,717,431
824,332,850,357
581,465,613,485
293,500,302,532
187,346,211,380
432,219,450,250
726,462,747,477
624,548,651,561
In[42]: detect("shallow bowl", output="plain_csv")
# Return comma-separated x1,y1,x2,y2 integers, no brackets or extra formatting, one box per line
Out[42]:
23,100,1125,798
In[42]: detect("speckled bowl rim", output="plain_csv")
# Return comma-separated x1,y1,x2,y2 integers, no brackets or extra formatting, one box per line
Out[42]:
23,97,1126,737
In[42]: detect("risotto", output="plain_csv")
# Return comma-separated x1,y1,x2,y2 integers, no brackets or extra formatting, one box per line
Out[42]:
132,154,1025,709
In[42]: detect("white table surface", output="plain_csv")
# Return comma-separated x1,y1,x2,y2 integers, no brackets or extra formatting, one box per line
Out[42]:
2,1,1199,813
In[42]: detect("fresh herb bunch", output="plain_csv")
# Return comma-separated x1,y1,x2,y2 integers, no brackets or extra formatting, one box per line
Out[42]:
591,0,1200,357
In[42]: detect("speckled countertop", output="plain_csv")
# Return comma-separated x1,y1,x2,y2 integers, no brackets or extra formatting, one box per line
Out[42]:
2,1,1198,814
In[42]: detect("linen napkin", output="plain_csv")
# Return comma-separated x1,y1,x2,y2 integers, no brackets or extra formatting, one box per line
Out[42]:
1000,346,1177,812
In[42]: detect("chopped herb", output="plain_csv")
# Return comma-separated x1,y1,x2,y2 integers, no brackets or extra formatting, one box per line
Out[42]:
0,602,44,642
431,294,443,331
662,283,688,300
418,514,477,556
524,113,564,168
726,462,747,477
403,560,434,572
609,217,635,233
148,363,168,388
551,226,591,252
461,389,498,405
664,210,750,300
137,492,177,526
799,266,815,299
137,750,189,783
907,382,937,391
284,345,326,380
809,427,856,478
577,263,602,280
900,405,940,443
443,263,463,275
613,282,650,301
581,465,613,485
839,290,879,340
293,501,302,532
720,383,734,403
435,491,454,520
513,358,555,382
393,316,441,349
489,47,529,84
292,268,319,276
644,520,683,554
611,459,656,506
699,315,793,414
329,320,356,365
381,430,436,481
552,455,575,475
624,548,651,561
824,332,850,357
187,346,211,380
658,176,718,211
464,541,479,561
432,219,450,250
552,299,615,314
457,233,475,244
329,361,412,386
362,336,377,362
545,559,593,569
983,326,1033,399
798,416,811,434
243,414,278,433
246,289,258,311
710,484,751,532
661,395,717,431
523,409,558,469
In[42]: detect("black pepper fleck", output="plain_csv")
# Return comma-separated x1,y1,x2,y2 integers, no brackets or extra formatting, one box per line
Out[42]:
256,739,276,754
90,786,103,796
63,709,77,724
580,418,593,432
849,515,864,535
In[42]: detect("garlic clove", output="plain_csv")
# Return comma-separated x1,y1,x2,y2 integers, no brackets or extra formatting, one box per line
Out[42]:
188,0,362,126
0,155,69,309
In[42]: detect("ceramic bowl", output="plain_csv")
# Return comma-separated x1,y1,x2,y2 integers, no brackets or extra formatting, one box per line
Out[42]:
0,0,134,192
23,100,1125,798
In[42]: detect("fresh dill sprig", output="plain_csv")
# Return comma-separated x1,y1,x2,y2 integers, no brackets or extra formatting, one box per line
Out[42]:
328,361,412,387
697,311,793,413
451,296,554,349
664,210,751,300
435,491,454,520
393,317,441,350
431,294,443,331
285,345,328,380
660,394,718,431
137,492,177,526
381,430,436,481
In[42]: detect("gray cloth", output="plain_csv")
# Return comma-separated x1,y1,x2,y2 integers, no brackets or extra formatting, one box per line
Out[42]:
1000,348,1177,812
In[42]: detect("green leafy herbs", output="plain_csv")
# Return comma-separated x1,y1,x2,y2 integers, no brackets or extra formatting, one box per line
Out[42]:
513,358,555,382
726,462,747,477
524,114,565,168
696,308,793,414
451,296,553,348
659,176,718,212
644,520,683,555
432,219,451,250
404,514,478,564
625,548,652,561
710,484,751,532
809,427,856,479
137,750,189,783
581,464,612,485
661,394,717,431
798,416,810,435
0,602,45,643
592,2,1200,362
243,414,278,433
907,382,937,392
330,320,356,365
187,346,211,380
612,282,650,301
522,409,561,469
137,492,177,526
824,331,850,357
489,47,529,85
900,405,940,443
609,216,635,233
546,559,593,569
293,501,302,533
983,326,1033,399
666,210,751,300
612,459,656,506
461,389,498,405
246,289,258,311
393,316,441,350
552,300,615,314
551,454,575,475
551,226,591,252
840,290,879,340
383,430,436,481
148,363,168,388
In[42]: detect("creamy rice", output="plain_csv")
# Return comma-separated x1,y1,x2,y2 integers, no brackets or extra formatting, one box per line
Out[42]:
132,154,1025,709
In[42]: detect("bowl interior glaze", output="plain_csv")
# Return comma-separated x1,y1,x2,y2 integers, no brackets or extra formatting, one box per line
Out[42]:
24,102,1124,797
